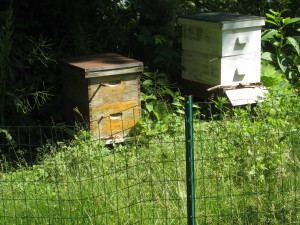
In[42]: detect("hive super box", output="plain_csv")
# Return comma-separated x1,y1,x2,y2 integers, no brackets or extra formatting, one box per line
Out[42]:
179,13,265,86
61,54,143,140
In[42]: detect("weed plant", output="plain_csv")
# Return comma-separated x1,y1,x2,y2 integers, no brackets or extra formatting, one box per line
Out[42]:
0,90,299,224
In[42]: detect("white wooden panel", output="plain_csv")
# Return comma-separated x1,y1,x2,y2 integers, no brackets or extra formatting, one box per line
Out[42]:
181,24,262,56
182,51,220,85
222,28,262,56
220,53,261,85
182,50,261,85
221,20,265,30
225,87,268,106
180,13,264,87
178,14,265,30
181,24,222,56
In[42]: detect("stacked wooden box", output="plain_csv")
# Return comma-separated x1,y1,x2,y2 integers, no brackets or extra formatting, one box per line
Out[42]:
179,13,265,86
61,54,143,140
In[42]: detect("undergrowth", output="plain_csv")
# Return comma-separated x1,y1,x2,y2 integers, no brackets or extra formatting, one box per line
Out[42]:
0,90,299,224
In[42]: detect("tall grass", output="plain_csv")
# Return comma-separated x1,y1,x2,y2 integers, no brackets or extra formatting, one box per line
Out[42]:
0,95,299,224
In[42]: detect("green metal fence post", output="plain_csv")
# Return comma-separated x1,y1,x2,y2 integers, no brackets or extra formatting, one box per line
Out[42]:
185,95,196,225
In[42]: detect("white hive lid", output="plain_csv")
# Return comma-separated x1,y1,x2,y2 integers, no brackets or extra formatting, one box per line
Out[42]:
179,12,265,30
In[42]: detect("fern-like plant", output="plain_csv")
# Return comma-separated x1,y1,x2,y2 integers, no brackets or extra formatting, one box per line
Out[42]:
0,4,54,125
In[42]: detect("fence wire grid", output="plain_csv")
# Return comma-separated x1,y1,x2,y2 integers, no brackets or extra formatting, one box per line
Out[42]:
0,96,299,224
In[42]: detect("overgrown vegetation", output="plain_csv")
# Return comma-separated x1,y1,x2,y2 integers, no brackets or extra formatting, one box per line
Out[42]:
0,4,55,126
0,87,299,224
0,0,299,125
262,9,300,90
0,0,300,224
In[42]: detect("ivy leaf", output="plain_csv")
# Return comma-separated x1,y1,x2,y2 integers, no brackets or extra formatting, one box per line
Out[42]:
146,102,154,112
269,9,280,16
277,52,288,73
282,17,291,26
143,79,153,86
265,19,278,26
152,111,160,120
176,109,185,114
141,93,156,101
261,52,273,61
286,37,300,56
292,36,300,44
283,17,300,26
261,76,276,87
265,13,276,20
261,29,277,41
153,35,166,45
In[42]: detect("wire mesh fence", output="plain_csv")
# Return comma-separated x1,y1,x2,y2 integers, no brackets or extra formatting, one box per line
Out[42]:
0,123,187,224
0,95,299,224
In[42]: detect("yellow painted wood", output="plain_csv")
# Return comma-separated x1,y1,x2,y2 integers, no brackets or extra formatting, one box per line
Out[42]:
90,100,140,139
88,74,140,105
61,54,142,140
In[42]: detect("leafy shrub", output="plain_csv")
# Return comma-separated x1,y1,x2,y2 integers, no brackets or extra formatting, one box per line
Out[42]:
0,4,55,125
131,71,183,136
261,61,296,94
262,9,300,89
0,97,300,224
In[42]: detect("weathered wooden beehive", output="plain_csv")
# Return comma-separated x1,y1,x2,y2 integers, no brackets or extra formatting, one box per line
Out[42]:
61,54,143,140
179,13,265,86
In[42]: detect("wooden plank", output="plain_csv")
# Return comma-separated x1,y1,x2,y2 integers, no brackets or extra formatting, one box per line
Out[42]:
89,99,140,122
222,20,265,30
179,13,265,30
88,74,140,105
61,54,142,140
86,66,143,78
225,87,267,106
222,28,261,56
181,23,261,57
182,50,261,85
182,50,220,85
61,54,143,72
220,53,261,85
62,66,89,107
89,102,140,139
181,23,222,56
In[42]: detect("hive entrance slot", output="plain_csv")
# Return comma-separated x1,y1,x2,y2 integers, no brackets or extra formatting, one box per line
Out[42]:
107,80,121,86
110,112,123,120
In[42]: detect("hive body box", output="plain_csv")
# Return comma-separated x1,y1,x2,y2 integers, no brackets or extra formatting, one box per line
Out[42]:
179,13,265,85
61,54,143,140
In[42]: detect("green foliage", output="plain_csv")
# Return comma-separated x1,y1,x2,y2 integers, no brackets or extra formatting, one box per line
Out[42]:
178,0,298,16
261,61,297,94
1,2,300,224
132,71,183,136
128,0,182,77
206,97,298,184
0,94,300,224
0,4,13,124
0,5,55,125
262,9,300,89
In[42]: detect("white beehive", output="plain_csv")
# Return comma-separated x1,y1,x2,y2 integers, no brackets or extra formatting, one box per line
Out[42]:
179,13,265,86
